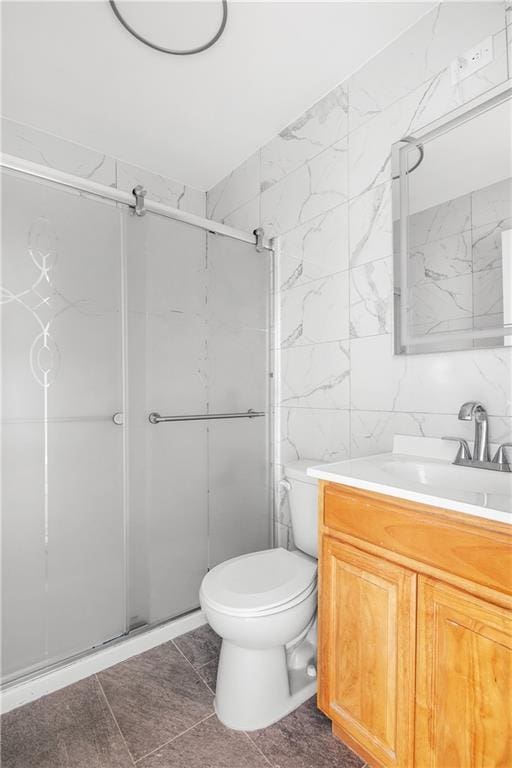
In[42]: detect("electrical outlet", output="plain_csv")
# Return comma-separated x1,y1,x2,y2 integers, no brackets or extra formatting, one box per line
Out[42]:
450,36,494,85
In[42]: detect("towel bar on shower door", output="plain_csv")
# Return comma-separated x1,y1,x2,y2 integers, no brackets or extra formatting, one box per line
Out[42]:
148,409,265,424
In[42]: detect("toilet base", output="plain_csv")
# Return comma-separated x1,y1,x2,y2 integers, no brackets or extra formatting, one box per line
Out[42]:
214,636,317,731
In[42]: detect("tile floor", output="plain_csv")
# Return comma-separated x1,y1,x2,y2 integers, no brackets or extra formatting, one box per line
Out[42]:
1,624,367,768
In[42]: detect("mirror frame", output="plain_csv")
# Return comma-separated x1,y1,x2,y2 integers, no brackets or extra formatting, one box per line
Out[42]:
392,79,512,355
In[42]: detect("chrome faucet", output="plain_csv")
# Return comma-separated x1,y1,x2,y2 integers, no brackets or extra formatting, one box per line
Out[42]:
457,401,489,462
443,401,511,472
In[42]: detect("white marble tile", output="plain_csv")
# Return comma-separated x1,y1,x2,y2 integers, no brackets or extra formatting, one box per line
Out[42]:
348,2,507,132
300,139,348,223
279,407,350,464
349,182,392,267
349,30,507,201
260,163,311,238
350,257,393,338
471,177,512,229
279,270,350,348
116,160,205,216
261,83,348,192
261,140,348,238
350,333,512,416
274,521,294,550
206,151,260,222
279,341,350,409
1,117,116,186
350,410,446,459
409,195,471,247
278,204,349,291
223,197,260,233
410,28,508,132
275,464,292,526
348,89,420,199
350,409,512,458
488,415,512,443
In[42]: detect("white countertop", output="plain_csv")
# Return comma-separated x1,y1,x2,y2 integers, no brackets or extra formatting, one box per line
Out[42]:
307,436,512,526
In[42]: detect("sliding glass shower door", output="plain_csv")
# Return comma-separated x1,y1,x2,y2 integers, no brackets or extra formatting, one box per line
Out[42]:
124,212,271,629
1,167,271,684
205,234,270,568
125,211,209,628
1,171,126,681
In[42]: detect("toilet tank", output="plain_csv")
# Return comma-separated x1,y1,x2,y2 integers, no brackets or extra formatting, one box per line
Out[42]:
283,460,320,559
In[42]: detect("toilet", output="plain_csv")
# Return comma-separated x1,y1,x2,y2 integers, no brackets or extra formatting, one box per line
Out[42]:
199,459,319,731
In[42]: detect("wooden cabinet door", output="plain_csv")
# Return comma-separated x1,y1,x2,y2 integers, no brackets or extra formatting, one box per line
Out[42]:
416,577,512,768
318,537,416,768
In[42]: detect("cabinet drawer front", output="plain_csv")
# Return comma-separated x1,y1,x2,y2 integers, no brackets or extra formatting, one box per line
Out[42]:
323,484,512,597
319,537,416,768
416,577,512,768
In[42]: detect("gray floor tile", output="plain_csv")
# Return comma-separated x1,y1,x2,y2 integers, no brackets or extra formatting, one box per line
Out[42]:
196,656,219,692
0,677,132,768
173,623,221,669
138,714,269,768
249,696,364,768
97,642,213,761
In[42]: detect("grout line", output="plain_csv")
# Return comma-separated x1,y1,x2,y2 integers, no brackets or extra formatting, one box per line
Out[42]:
244,731,274,767
193,659,217,696
133,713,216,764
95,674,136,766
171,639,217,697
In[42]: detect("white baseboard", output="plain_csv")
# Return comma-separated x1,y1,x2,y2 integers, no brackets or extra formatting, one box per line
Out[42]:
1,609,206,714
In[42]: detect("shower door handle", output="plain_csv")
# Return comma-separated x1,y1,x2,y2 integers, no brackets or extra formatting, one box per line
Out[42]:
148,409,265,424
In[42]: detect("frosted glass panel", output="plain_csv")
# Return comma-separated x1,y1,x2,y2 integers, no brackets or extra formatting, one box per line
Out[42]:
208,417,270,568
1,423,46,678
125,212,208,627
206,234,271,566
1,172,125,680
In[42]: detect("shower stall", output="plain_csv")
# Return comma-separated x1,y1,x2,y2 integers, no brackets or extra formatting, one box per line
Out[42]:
0,160,273,686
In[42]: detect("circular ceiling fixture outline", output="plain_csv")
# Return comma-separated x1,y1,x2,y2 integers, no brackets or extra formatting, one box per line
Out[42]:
109,0,228,56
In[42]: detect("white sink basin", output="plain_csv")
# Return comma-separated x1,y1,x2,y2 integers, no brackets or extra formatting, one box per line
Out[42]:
308,436,512,525
378,455,512,496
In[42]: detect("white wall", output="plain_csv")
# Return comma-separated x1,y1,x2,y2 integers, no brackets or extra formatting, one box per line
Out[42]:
206,1,512,547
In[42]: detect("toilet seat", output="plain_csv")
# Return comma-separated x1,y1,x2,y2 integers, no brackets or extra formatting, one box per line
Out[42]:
200,548,317,619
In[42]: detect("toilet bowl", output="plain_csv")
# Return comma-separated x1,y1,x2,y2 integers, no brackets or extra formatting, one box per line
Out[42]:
199,460,319,731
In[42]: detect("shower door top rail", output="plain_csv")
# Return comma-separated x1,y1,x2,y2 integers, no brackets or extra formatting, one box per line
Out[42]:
149,409,265,424
0,153,273,250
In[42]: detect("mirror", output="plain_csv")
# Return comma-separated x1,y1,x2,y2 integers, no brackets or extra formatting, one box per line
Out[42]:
393,84,512,354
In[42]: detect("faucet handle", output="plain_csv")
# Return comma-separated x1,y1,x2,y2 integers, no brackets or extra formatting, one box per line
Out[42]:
491,442,512,470
442,436,472,463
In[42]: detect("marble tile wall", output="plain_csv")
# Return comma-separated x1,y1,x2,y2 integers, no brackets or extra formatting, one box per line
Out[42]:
206,1,512,547
1,117,206,217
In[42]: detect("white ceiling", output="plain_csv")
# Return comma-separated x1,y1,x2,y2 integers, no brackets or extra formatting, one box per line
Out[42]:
1,1,434,191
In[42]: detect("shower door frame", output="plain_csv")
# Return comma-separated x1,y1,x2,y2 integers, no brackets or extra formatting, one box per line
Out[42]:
0,152,276,689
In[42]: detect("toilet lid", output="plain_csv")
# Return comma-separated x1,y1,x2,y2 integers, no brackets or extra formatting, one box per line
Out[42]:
200,548,317,617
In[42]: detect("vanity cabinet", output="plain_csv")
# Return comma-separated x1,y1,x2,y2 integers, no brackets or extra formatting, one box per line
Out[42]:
318,482,512,768
415,578,511,768
319,538,416,767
